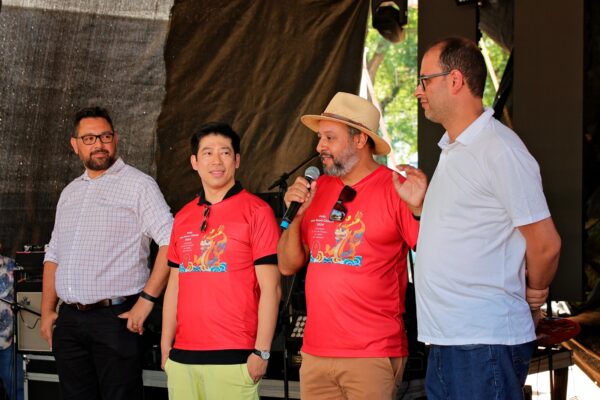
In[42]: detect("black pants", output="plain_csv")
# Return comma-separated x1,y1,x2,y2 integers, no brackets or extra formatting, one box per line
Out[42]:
52,299,143,400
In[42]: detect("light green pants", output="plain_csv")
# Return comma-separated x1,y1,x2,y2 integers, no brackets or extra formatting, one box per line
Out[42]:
164,358,260,400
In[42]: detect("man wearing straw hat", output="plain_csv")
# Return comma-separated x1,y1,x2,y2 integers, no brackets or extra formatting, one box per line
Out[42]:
277,92,428,399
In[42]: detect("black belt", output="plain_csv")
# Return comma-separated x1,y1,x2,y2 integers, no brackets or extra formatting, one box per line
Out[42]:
67,295,137,311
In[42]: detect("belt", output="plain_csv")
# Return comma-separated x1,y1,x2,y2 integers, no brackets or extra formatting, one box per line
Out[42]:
67,295,136,311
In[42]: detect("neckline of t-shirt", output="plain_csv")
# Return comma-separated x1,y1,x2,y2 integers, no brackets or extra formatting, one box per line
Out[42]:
197,181,244,206
331,164,385,189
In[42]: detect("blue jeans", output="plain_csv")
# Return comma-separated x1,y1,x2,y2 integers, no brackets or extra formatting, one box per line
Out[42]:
0,344,24,400
426,341,536,400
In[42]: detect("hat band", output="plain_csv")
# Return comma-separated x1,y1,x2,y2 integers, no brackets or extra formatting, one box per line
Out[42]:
321,113,372,132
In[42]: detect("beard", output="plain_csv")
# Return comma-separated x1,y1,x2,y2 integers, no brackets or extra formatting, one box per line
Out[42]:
83,149,116,171
321,144,359,177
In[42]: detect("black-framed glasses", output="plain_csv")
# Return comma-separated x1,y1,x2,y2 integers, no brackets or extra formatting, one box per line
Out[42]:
78,132,115,145
200,205,211,232
329,185,357,222
417,71,451,90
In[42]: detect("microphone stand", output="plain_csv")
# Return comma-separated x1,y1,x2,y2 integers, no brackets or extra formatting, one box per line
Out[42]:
267,153,319,191
278,273,301,400
0,269,39,400
268,152,318,400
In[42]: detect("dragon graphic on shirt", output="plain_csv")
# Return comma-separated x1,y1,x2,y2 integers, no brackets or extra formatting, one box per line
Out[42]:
181,225,228,273
310,212,365,267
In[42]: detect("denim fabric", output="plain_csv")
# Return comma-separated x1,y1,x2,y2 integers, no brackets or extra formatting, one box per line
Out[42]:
0,344,24,400
425,341,536,400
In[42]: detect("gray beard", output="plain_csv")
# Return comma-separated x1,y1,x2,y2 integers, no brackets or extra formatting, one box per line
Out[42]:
322,146,359,177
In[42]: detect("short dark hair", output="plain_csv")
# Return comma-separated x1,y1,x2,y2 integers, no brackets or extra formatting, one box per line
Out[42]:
431,37,487,98
348,126,375,151
73,107,114,137
191,122,241,156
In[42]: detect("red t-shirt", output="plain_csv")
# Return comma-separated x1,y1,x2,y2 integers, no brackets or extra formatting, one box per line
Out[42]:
301,166,419,357
167,188,279,351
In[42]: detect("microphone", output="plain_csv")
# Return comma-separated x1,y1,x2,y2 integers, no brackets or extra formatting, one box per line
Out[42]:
280,166,320,230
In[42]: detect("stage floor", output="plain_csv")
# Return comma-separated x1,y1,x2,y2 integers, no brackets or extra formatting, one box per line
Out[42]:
527,364,600,400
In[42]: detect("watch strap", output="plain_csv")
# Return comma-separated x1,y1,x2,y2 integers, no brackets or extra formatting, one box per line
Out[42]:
252,349,270,360
140,290,159,303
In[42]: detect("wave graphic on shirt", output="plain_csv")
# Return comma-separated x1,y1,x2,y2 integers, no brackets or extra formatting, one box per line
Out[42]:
180,225,227,273
310,211,365,267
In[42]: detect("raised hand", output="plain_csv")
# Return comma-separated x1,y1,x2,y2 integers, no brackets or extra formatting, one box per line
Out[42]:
392,164,428,214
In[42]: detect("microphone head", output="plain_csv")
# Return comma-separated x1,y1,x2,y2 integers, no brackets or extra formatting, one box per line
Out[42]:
304,166,320,182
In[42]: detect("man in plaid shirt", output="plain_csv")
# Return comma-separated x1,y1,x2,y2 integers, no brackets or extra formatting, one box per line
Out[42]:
41,107,173,400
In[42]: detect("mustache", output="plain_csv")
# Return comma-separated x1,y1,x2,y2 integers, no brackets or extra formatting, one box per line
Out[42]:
91,149,109,155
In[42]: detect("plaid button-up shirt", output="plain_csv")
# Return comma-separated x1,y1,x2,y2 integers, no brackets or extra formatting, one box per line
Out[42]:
45,158,173,304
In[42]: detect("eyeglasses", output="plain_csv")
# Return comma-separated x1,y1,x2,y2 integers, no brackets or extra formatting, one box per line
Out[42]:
417,71,451,90
200,205,211,232
77,132,115,145
329,185,357,222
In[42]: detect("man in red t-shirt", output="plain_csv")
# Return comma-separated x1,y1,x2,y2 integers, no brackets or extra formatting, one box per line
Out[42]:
278,92,428,399
161,122,281,399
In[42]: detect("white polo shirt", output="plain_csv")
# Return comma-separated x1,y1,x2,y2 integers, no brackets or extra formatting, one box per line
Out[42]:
416,108,550,345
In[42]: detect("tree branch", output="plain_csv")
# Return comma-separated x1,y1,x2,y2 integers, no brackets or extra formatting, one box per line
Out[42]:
380,85,401,113
367,52,385,84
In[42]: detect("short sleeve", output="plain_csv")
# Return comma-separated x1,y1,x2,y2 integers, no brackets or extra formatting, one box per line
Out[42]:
250,203,280,263
488,147,550,227
139,178,173,246
166,219,181,268
44,191,67,264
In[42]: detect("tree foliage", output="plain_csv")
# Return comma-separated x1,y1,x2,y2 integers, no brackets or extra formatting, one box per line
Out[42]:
365,7,509,165
366,6,419,165
481,32,510,108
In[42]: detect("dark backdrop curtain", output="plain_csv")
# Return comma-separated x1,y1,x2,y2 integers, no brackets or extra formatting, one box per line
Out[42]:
157,0,370,211
0,1,171,255
0,0,369,255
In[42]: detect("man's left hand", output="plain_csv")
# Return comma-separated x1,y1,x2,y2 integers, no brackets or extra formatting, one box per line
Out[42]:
527,286,548,329
526,286,549,311
392,164,428,214
118,297,154,335
246,353,268,384
532,308,543,328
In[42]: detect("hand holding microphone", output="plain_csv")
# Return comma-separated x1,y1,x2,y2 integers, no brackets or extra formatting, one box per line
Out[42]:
280,166,320,230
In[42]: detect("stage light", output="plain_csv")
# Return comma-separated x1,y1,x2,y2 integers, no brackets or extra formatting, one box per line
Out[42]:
455,0,479,5
372,1,408,44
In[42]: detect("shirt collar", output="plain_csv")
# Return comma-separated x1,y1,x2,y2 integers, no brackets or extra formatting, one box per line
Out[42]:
438,108,494,149
80,157,125,181
197,181,243,206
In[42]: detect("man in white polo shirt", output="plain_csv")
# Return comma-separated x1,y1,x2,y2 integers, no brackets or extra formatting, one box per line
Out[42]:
414,37,561,399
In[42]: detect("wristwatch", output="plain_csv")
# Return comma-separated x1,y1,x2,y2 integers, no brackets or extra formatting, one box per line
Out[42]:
252,349,270,360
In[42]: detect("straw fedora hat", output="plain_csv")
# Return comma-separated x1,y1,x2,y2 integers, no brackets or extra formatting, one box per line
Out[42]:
300,92,391,156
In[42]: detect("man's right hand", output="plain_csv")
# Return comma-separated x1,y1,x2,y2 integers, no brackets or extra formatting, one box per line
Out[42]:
161,346,171,370
284,176,317,219
40,310,58,348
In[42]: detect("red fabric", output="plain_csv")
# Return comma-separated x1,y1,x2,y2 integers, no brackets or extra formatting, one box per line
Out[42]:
536,318,581,346
301,166,419,357
167,190,279,350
